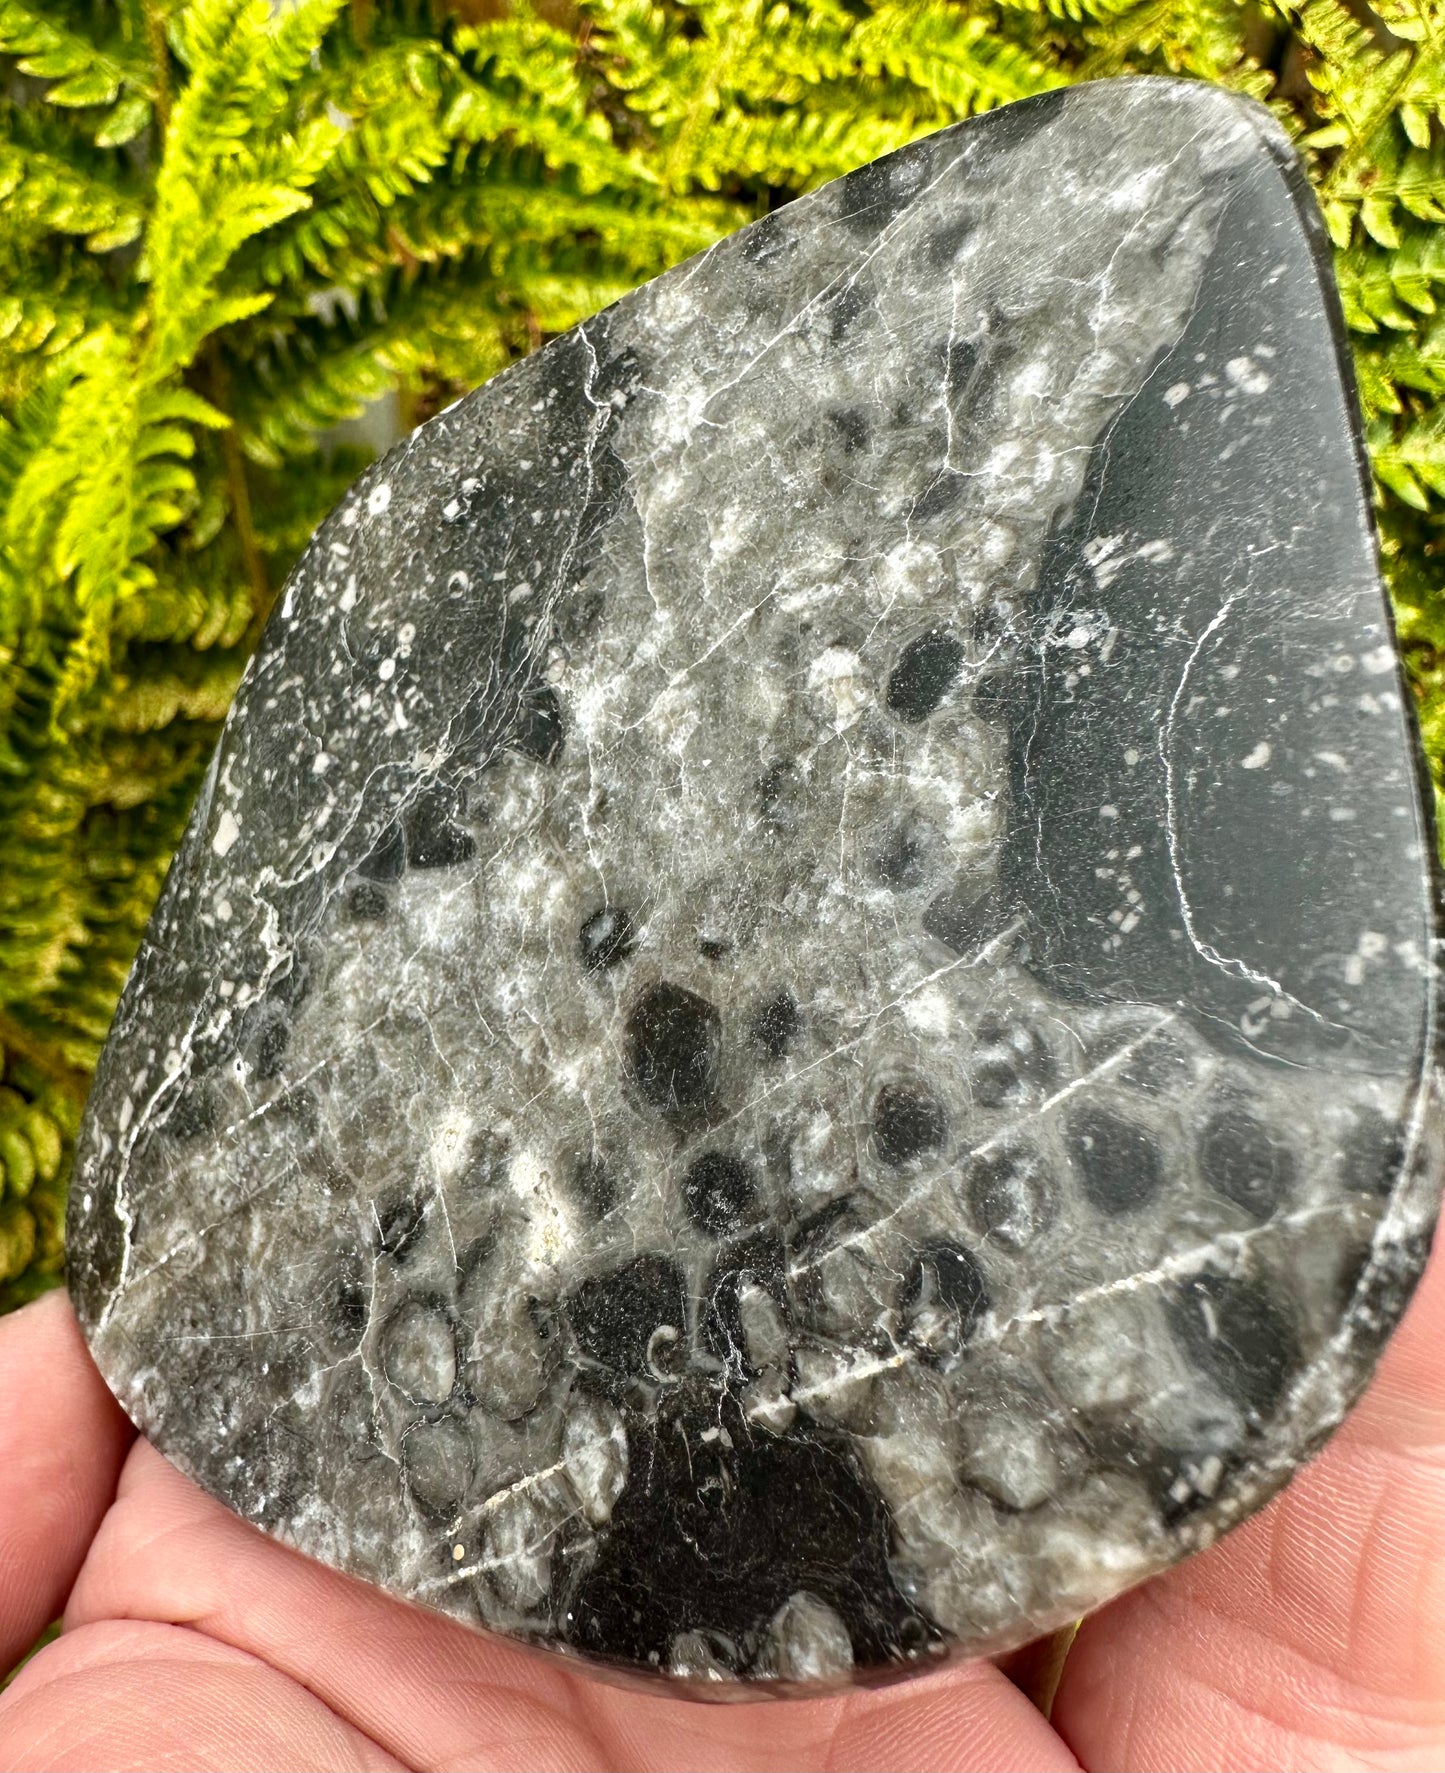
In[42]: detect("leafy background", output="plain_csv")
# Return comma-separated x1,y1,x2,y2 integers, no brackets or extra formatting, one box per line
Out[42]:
1,0,1443,1311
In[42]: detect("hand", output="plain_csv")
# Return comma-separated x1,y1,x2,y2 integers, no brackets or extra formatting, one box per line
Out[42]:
2,1226,1443,1773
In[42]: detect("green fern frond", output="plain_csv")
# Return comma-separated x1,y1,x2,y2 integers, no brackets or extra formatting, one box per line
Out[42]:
851,1,1061,113
0,240,116,403
1337,226,1445,332
112,551,252,649
231,265,512,463
0,0,156,140
145,0,347,377
3,334,226,708
0,101,145,249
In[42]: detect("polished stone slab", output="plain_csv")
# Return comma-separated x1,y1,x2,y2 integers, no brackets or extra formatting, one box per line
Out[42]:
69,75,1442,1694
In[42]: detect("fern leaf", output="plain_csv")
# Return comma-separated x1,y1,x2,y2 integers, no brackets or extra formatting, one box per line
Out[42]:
0,103,146,250
145,0,347,377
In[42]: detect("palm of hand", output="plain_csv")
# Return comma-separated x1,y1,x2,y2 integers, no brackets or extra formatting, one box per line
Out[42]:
3,1237,1444,1773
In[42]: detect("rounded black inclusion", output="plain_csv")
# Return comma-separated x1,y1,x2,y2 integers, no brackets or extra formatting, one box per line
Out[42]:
682,1151,758,1237
511,683,565,765
1169,1272,1298,1418
564,1253,687,1383
700,1232,786,1371
873,820,928,888
373,1190,428,1261
966,1145,1053,1247
1338,1109,1406,1198
886,629,965,723
248,1011,290,1081
579,905,635,972
356,822,406,882
347,881,389,921
749,989,801,1060
625,982,721,1113
873,1082,947,1167
560,1391,937,1674
908,1241,987,1334
1067,1105,1163,1214
162,1083,217,1143
402,785,476,870
572,1149,616,1217
1198,1109,1293,1221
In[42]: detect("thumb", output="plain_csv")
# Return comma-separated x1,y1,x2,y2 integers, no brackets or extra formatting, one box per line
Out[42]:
0,1290,134,1675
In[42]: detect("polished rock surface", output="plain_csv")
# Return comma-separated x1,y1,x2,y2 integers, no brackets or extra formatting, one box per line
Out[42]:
69,76,1443,1693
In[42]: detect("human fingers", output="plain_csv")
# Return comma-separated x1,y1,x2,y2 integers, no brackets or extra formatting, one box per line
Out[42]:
0,1618,404,1772
69,1437,1077,1772
574,1652,1079,1773
0,1291,134,1674
1052,1221,1445,1772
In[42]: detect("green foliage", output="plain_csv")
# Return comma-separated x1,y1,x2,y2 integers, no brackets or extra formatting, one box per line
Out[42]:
0,0,1442,1307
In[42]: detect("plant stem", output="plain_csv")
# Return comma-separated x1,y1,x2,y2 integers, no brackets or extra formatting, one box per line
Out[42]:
143,1,172,136
205,348,271,625
1005,1622,1079,1719
224,424,270,623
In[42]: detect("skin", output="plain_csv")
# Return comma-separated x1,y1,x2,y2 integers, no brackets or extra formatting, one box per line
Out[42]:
1,1228,1443,1773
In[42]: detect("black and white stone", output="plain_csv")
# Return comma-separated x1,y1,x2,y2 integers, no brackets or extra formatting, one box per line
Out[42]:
68,76,1443,1694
